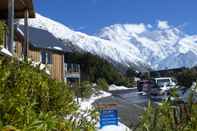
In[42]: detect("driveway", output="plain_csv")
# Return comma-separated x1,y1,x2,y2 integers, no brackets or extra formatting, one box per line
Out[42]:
94,87,193,129
94,88,151,129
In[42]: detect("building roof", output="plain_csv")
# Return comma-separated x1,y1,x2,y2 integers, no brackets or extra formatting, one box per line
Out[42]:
16,26,73,53
0,0,35,19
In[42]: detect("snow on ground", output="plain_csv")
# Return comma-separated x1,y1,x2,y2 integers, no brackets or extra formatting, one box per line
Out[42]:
97,122,131,131
78,88,131,131
109,84,130,91
78,90,111,110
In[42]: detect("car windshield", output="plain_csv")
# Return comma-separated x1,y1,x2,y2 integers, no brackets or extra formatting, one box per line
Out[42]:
157,79,170,87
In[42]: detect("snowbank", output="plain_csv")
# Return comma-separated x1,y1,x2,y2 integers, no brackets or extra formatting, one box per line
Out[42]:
78,90,111,110
97,122,131,131
109,84,129,91
77,89,131,131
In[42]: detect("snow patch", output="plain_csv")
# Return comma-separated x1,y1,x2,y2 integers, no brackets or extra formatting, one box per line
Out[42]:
158,20,170,29
78,90,111,110
76,89,130,131
109,84,129,91
97,122,131,131
53,46,63,51
124,23,147,34
147,24,153,29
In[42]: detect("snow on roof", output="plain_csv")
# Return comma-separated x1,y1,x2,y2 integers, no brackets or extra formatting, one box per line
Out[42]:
53,46,63,51
0,48,13,57
16,27,24,36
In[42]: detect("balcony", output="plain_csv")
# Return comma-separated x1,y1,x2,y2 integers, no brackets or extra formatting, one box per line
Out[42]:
64,63,80,80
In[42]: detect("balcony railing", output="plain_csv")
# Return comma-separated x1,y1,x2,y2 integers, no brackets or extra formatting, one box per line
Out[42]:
64,63,80,79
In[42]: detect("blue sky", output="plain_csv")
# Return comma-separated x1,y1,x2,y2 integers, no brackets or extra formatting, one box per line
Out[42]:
35,0,197,35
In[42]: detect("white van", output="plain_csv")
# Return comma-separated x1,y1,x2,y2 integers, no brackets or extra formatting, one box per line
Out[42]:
154,77,177,91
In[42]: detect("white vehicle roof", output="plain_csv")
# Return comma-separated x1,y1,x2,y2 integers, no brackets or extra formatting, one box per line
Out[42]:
154,77,173,80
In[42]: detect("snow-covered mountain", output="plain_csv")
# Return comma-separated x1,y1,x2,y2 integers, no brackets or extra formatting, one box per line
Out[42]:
98,23,197,70
19,14,197,71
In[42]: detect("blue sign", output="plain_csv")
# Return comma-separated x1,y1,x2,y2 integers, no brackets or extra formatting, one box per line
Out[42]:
100,109,119,128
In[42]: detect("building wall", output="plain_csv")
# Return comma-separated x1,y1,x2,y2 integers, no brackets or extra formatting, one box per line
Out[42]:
28,48,40,62
14,40,40,62
51,53,64,81
14,40,64,81
15,40,23,58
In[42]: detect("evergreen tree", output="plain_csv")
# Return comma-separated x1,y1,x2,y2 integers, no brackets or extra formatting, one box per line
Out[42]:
64,52,134,87
175,68,197,88
126,67,137,78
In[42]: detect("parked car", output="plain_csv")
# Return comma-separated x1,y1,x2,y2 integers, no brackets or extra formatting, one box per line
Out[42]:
154,77,177,91
137,77,178,98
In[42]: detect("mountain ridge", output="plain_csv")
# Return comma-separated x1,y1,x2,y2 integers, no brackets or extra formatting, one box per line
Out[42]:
18,13,197,71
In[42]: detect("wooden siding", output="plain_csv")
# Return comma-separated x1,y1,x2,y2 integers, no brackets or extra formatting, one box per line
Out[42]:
28,48,40,62
15,41,41,63
51,53,64,81
15,41,23,58
14,42,65,81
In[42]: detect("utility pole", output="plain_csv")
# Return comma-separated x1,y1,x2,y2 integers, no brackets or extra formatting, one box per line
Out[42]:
8,0,14,53
24,9,29,60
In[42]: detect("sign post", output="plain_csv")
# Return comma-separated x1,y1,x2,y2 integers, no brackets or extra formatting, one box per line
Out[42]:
100,109,119,128
96,102,119,129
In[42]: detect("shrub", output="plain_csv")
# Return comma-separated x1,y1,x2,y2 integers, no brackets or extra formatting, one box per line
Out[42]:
79,81,94,99
0,56,96,130
0,21,6,46
96,78,109,91
136,86,197,131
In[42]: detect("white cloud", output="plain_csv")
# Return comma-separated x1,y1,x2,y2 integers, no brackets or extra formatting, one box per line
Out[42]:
158,20,170,29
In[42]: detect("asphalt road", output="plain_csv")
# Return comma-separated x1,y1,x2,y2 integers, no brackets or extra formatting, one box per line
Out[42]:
94,88,151,129
94,87,193,130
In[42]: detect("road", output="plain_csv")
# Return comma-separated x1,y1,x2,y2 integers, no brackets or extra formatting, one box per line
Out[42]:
94,86,193,130
94,88,151,129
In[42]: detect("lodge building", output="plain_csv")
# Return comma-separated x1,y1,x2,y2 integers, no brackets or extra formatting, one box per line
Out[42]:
0,0,80,83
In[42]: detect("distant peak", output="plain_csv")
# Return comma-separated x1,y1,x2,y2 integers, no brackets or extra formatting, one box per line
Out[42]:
101,23,147,34
157,20,170,30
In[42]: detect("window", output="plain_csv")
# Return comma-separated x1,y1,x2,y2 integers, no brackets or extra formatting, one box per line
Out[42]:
157,79,170,87
41,50,52,64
